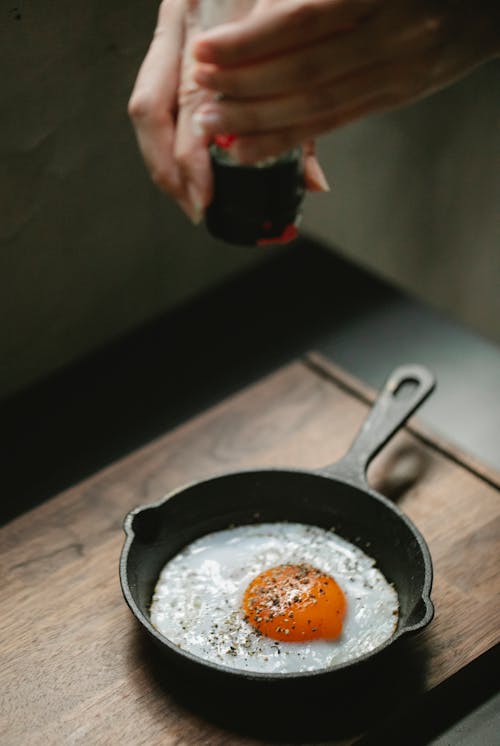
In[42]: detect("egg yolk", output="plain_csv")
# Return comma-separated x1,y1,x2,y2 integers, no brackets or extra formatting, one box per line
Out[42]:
242,563,346,642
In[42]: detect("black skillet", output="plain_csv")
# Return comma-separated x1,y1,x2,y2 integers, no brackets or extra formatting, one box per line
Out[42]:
120,364,435,691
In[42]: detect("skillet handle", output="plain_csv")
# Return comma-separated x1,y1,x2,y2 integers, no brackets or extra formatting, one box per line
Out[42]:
323,364,435,486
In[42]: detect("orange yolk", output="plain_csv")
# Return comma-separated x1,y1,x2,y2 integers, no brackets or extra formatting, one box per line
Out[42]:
242,563,346,642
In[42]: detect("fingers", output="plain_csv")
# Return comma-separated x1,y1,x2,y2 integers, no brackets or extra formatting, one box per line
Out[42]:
194,0,377,66
175,95,213,219
302,140,331,192
219,91,397,163
192,62,397,134
174,11,215,220
128,0,213,222
128,0,190,214
193,30,379,98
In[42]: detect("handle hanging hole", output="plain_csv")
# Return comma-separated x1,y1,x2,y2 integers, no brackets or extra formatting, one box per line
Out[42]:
393,377,419,401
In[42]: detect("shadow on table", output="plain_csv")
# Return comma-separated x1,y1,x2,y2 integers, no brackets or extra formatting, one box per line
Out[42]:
368,442,433,503
135,629,429,743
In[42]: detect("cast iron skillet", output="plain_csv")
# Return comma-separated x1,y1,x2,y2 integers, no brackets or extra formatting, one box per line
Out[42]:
120,364,435,689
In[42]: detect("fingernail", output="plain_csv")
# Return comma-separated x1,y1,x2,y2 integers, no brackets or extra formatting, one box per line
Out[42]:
178,198,196,223
192,109,223,135
306,158,331,192
188,185,204,225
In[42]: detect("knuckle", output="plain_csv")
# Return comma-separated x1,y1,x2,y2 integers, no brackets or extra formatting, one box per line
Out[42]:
128,91,156,122
424,14,444,41
150,167,170,191
413,13,446,52
419,14,447,57
175,142,193,172
175,150,190,171
178,80,201,107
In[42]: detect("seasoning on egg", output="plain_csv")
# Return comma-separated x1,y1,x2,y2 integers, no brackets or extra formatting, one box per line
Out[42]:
149,522,399,674
243,564,346,642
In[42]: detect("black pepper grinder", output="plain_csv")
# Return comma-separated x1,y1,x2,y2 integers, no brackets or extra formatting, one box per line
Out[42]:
200,0,305,246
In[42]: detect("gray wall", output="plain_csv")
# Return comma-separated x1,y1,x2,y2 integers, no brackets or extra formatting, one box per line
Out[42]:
303,61,500,342
1,1,271,399
1,2,498,399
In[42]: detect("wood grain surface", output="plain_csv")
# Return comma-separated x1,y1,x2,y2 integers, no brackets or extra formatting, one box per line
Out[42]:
1,358,498,745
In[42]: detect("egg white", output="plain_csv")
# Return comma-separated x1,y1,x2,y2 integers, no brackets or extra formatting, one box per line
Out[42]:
150,522,399,674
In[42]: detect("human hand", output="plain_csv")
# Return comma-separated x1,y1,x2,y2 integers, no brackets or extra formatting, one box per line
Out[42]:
128,0,330,224
191,0,500,163
128,0,213,224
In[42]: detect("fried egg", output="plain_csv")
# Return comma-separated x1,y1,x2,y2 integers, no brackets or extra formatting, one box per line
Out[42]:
150,522,399,674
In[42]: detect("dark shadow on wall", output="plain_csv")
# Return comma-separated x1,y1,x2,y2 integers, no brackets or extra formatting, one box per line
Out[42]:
0,240,390,524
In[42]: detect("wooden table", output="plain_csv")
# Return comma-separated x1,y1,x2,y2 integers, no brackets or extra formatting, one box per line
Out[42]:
2,355,499,745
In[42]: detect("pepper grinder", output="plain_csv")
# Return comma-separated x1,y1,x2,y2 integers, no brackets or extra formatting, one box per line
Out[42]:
200,0,305,246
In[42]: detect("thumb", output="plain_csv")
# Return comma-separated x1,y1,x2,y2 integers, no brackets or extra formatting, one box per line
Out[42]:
302,141,331,192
